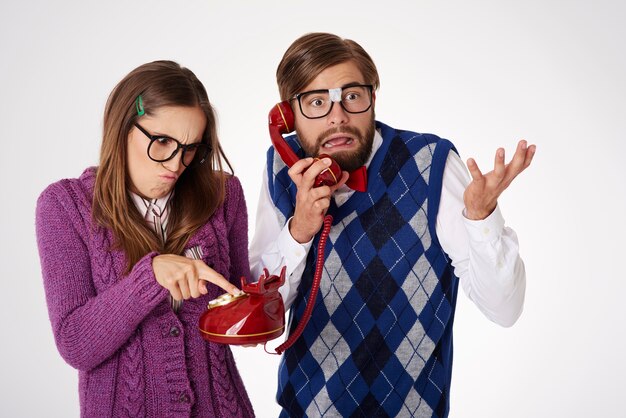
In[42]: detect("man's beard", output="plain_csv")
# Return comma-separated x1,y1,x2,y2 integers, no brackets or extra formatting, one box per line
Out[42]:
297,114,376,172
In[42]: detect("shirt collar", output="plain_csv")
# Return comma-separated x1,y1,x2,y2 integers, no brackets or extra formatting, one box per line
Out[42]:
130,190,174,219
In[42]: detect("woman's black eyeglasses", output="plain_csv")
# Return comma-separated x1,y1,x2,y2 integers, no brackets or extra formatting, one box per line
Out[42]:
134,123,211,168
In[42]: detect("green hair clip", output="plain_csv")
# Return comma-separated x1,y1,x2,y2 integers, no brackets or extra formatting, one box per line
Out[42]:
135,95,145,116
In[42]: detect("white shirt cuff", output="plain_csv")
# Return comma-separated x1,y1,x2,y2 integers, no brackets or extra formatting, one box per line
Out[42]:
462,204,506,242
276,217,313,267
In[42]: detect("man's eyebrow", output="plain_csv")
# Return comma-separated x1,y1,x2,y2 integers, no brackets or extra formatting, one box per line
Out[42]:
341,82,365,88
299,82,366,95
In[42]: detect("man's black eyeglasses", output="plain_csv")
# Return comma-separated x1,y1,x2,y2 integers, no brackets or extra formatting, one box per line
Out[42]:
292,84,373,119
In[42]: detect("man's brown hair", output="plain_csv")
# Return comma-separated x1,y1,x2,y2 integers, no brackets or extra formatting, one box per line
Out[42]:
276,32,380,101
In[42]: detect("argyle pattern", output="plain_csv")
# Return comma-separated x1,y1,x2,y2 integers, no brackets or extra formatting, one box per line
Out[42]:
267,122,459,418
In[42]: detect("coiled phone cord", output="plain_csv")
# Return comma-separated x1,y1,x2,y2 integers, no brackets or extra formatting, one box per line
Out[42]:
271,214,333,355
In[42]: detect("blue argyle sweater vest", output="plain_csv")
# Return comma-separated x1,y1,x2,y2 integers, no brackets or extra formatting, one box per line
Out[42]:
267,121,460,418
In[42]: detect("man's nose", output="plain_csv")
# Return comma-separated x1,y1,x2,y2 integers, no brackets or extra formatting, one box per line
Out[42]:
327,101,348,125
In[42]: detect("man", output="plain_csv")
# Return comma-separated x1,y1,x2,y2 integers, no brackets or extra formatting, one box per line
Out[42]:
250,32,535,418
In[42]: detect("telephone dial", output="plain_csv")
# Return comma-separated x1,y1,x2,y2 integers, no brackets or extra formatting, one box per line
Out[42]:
199,101,335,354
198,268,286,345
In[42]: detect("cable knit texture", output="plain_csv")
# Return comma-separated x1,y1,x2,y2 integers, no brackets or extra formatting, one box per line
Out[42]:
36,167,255,418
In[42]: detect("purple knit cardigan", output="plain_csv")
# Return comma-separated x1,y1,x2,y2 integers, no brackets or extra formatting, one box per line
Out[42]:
36,167,255,418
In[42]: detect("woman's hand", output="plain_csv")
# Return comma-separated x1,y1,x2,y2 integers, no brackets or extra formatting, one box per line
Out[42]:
152,254,241,301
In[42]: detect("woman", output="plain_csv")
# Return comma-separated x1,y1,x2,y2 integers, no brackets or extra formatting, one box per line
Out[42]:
36,61,255,417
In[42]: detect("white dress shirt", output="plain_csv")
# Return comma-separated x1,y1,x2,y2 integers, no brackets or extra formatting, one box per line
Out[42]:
249,130,526,327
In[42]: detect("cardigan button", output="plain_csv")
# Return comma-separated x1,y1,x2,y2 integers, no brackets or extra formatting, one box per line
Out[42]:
169,326,180,337
179,393,191,403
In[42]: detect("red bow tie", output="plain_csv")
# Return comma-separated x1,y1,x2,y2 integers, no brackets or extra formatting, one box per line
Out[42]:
346,166,367,192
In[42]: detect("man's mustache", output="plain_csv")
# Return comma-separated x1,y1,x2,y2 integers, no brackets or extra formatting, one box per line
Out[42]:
316,126,362,148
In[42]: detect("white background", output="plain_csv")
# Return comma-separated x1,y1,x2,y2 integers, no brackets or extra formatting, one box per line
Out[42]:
1,1,625,417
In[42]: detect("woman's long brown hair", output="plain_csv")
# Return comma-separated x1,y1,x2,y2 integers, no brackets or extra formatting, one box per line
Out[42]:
92,60,232,272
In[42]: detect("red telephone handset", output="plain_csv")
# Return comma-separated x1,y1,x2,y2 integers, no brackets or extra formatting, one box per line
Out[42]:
268,101,343,188
268,101,335,355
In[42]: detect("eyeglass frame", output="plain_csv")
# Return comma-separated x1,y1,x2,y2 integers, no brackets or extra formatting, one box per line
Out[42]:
291,84,374,120
133,122,211,168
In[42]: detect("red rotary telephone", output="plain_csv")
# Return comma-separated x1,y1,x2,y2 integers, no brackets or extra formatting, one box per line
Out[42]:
199,101,335,354
199,268,286,345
